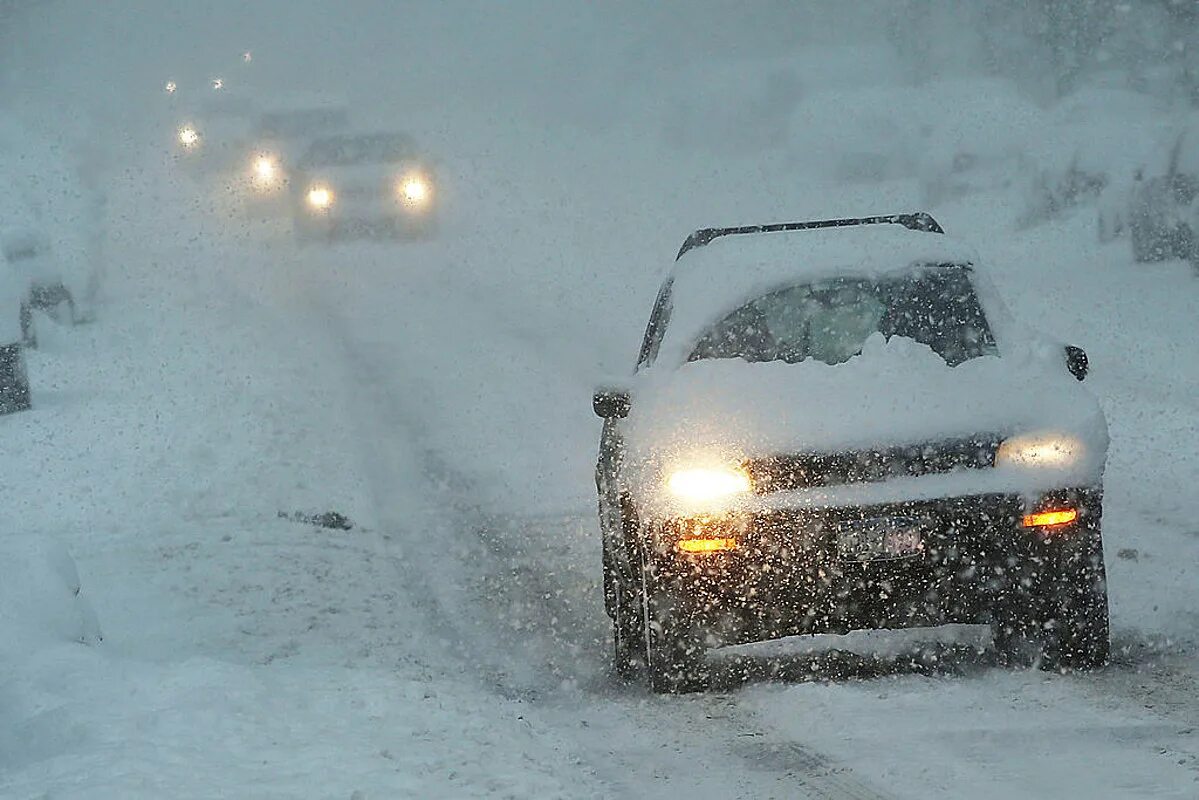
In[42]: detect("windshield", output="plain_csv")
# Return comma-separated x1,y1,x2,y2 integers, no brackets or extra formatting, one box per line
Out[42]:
689,265,996,367
300,134,416,167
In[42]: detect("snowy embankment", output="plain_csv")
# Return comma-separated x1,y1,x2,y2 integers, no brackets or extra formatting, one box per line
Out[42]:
0,162,612,798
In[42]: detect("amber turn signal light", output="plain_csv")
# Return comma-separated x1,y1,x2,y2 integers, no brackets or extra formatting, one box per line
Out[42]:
676,537,738,554
1022,508,1078,528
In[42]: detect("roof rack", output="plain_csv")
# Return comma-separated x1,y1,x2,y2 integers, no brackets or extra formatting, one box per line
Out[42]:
675,212,944,260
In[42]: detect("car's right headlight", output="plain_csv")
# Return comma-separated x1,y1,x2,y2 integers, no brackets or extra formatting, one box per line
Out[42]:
177,125,200,148
995,432,1084,469
306,185,334,210
666,466,752,502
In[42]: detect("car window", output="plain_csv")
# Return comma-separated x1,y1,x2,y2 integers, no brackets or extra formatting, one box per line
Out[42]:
301,134,416,166
689,265,996,367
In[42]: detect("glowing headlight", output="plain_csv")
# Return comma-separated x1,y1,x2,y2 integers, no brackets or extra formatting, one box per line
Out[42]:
165,80,177,94
212,77,224,90
307,186,333,209
666,467,752,502
995,433,1083,468
178,126,200,147
254,155,277,180
399,176,430,204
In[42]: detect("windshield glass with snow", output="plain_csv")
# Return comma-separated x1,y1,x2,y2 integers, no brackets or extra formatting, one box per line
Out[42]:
300,134,416,167
689,265,996,367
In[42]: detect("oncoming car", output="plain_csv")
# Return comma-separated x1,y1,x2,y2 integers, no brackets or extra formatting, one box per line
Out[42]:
594,213,1109,692
171,85,260,178
234,98,352,212
289,132,436,242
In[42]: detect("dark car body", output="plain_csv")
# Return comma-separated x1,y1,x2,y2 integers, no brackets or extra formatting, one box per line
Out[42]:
594,214,1110,692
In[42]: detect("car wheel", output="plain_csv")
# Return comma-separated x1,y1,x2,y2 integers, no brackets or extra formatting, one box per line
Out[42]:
993,525,1109,671
0,343,32,414
641,565,708,693
1040,535,1110,670
611,566,643,681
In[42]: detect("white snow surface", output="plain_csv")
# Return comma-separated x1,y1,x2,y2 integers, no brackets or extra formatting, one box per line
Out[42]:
2,5,1199,799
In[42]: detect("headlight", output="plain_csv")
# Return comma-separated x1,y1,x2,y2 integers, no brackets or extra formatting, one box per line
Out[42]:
254,156,277,180
666,466,752,502
399,175,430,205
995,433,1083,468
178,126,200,148
164,80,177,94
307,186,333,209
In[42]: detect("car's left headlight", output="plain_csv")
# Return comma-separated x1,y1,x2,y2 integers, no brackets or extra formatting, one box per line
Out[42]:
995,432,1084,468
254,155,278,181
666,466,752,502
178,125,200,148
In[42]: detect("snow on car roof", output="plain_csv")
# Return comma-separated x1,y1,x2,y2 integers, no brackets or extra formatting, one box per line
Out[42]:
657,224,981,367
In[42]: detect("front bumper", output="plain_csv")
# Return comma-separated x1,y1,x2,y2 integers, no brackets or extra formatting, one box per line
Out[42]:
644,488,1103,647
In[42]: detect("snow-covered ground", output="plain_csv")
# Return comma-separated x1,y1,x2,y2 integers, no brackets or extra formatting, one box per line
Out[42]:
3,4,1199,798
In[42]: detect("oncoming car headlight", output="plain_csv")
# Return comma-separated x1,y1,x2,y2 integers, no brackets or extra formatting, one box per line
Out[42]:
399,175,431,205
306,185,334,210
178,125,200,148
254,155,277,181
666,466,752,502
995,433,1084,469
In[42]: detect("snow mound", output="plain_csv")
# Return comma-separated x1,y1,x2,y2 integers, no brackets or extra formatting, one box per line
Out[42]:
0,533,101,654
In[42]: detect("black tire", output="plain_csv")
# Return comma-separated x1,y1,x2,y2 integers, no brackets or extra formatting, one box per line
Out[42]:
1041,537,1110,670
993,525,1110,671
0,343,32,414
641,567,708,694
611,566,643,681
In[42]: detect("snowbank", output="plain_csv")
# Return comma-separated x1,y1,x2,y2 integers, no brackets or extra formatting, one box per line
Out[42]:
0,533,101,654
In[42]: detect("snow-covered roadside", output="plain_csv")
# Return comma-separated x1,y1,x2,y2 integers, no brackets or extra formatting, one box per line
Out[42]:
0,165,618,799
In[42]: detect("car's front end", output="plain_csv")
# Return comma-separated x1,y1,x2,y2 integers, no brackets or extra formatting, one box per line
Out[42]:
636,438,1106,659
291,134,437,242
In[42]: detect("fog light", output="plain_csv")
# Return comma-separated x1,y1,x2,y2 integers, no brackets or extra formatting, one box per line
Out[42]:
1022,508,1078,528
676,537,738,554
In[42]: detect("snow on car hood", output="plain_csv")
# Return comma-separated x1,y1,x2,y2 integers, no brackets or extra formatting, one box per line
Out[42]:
625,333,1107,511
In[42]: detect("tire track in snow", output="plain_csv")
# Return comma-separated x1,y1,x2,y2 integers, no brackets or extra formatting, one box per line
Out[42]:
301,272,901,798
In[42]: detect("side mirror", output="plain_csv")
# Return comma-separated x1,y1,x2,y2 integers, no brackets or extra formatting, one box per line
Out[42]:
593,388,631,419
1065,345,1088,381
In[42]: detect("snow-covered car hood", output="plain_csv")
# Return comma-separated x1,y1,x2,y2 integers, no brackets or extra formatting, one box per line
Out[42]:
624,333,1107,514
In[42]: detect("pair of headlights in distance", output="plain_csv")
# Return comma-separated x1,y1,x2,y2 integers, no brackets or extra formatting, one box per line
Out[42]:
664,433,1085,502
304,176,431,210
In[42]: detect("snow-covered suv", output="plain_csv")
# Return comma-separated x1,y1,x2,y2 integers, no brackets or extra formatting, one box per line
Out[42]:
594,213,1110,692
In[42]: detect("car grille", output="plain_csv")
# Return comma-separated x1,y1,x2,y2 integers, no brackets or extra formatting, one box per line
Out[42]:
745,434,1002,494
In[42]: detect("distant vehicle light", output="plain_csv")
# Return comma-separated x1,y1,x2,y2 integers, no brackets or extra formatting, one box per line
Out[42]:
254,155,277,180
212,77,224,90
307,186,333,209
1022,508,1078,528
399,175,430,204
165,80,177,94
178,126,200,147
243,51,253,63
